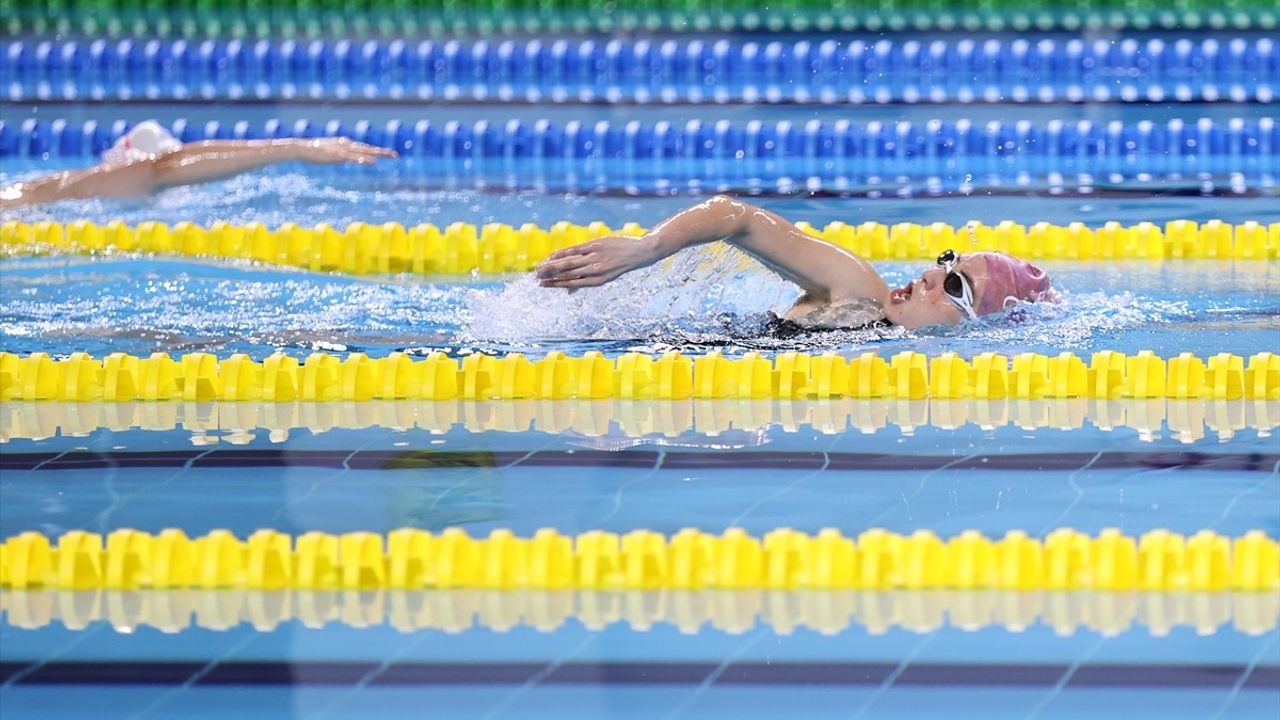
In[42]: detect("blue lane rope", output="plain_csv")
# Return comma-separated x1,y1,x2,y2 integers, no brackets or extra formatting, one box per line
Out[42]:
5,118,1276,178
3,37,1277,105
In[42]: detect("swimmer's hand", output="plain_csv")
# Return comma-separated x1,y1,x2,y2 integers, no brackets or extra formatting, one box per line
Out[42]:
299,137,399,165
535,235,662,288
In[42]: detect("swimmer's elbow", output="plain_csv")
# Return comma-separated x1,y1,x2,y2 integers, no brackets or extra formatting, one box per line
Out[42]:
149,152,187,188
150,148,227,192
705,194,752,234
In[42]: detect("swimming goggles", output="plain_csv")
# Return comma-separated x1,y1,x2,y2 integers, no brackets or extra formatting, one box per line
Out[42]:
936,249,977,320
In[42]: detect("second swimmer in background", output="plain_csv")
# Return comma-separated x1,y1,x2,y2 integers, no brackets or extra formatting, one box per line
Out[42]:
1,120,396,208
535,195,1054,332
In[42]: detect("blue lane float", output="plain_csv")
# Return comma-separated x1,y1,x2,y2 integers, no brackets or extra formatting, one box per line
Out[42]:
5,116,1276,166
4,117,1276,193
3,37,1277,104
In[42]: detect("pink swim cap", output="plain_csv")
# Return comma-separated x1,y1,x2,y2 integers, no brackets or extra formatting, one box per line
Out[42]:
972,252,1053,316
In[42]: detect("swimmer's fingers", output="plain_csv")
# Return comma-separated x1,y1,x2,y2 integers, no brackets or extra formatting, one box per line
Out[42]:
362,144,399,159
535,254,598,280
537,235,654,288
537,261,616,288
537,269,604,287
539,275,608,289
541,242,598,264
303,138,398,164
538,236,636,272
344,144,399,164
349,144,398,161
540,262,627,288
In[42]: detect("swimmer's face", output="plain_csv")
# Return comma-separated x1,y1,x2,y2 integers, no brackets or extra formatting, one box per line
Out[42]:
883,254,990,329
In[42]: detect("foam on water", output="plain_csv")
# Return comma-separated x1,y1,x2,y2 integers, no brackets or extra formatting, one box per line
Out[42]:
461,243,797,342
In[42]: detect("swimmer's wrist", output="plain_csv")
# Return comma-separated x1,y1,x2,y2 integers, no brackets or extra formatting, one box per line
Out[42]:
281,138,331,162
640,232,679,264
640,234,665,262
292,139,322,161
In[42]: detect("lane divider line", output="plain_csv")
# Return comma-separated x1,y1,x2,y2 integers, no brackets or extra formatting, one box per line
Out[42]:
5,219,1276,271
1,527,1276,592
1,350,1276,402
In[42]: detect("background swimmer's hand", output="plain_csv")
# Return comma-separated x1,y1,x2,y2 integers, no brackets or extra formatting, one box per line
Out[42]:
535,235,662,288
299,137,399,165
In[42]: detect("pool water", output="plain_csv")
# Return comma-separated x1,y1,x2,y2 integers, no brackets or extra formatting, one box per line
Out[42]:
2,387,1278,719
2,243,1278,718
1,253,1277,360
3,26,1280,720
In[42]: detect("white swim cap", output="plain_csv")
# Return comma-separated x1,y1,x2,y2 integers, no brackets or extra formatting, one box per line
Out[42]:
102,120,181,165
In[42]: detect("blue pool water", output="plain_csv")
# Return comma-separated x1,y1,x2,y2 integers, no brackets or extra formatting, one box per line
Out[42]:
3,395,1279,719
1,253,1278,360
3,35,1280,720
2,240,1278,719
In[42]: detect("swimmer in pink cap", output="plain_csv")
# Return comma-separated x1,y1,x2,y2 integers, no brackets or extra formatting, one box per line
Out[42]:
536,195,1054,331
2,120,396,208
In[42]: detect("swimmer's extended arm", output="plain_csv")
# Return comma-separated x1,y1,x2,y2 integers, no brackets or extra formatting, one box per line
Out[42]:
535,195,890,303
147,137,396,188
0,137,396,208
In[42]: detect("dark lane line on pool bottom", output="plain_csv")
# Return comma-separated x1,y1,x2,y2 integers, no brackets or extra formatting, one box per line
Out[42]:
1,449,1276,473
0,661,1275,689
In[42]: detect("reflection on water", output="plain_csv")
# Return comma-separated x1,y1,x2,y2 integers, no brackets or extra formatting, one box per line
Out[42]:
3,398,1276,446
5,588,1276,637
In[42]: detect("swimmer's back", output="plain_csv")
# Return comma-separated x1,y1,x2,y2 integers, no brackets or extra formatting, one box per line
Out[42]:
764,312,892,338
773,296,890,336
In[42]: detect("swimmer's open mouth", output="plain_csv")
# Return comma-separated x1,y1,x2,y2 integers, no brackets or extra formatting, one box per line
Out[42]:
889,283,913,303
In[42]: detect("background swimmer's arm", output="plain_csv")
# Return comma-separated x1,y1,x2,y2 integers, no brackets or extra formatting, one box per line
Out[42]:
0,137,396,208
536,195,890,303
147,137,396,189
0,162,156,207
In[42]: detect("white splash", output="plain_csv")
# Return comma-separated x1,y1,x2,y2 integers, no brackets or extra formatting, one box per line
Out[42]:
461,243,797,342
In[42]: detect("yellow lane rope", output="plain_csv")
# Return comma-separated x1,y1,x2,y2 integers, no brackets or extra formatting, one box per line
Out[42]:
4,218,1277,274
3,398,1276,444
2,528,1276,592
3,350,1277,402
5,588,1276,637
